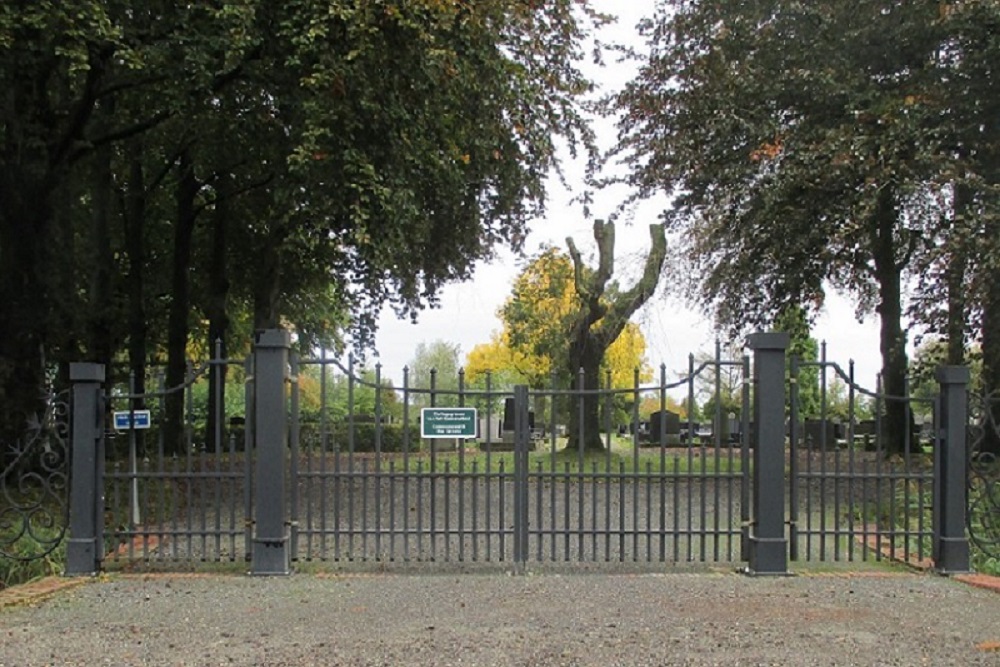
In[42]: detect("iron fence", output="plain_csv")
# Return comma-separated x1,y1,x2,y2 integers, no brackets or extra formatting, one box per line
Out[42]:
42,328,975,577
286,345,752,566
968,391,1000,563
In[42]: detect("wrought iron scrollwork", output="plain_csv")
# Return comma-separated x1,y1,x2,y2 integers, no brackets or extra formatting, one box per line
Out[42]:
968,391,1000,561
0,390,70,562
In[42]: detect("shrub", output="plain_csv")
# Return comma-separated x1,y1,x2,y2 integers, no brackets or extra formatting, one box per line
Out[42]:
299,422,421,453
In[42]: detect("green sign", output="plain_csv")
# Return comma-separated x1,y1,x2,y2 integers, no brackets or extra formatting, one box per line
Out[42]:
421,407,477,439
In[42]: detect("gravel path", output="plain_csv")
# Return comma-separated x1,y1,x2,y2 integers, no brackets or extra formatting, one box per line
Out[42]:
2,571,999,666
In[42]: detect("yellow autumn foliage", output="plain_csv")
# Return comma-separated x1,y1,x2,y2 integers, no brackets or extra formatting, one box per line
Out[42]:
467,248,652,389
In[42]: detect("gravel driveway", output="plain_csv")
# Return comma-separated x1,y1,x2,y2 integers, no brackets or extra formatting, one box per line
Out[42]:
2,570,999,666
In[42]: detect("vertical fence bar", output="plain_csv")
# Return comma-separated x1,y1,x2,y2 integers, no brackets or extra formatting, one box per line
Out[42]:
251,329,291,575
243,357,254,562
934,366,971,574
746,332,789,576
288,353,300,562
66,363,106,576
740,354,752,563
513,384,530,570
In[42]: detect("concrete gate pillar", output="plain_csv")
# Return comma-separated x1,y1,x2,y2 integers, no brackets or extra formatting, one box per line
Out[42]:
252,329,291,575
746,333,790,576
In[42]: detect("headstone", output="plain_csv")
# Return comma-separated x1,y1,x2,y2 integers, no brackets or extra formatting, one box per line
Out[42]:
646,410,681,445
803,418,839,450
499,397,535,449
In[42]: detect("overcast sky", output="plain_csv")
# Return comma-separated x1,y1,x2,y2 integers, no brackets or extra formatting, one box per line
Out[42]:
371,0,885,388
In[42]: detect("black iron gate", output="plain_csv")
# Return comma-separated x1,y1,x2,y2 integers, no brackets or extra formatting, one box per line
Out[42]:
286,344,753,567
0,388,71,575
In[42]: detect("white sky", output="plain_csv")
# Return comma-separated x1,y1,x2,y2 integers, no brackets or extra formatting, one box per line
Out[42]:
372,0,885,388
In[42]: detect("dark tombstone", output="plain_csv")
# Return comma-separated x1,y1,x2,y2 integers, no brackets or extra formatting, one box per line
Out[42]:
502,398,516,432
499,398,535,449
856,420,876,436
229,416,246,451
919,421,935,447
646,410,680,445
803,418,838,450
726,415,741,445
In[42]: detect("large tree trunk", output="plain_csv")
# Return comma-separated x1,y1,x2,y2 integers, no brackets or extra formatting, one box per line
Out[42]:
946,183,971,367
88,134,116,376
980,276,1000,456
566,333,606,451
125,155,149,404
871,185,916,455
252,233,283,330
0,175,53,443
206,175,231,453
163,150,200,456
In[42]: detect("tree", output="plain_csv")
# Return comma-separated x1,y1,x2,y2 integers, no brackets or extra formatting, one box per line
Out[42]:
613,1,947,453
562,221,667,450
468,242,659,436
0,1,604,449
776,305,821,419
407,341,462,408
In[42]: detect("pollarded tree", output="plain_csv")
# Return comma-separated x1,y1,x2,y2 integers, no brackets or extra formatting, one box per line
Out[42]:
469,242,658,438
563,221,667,450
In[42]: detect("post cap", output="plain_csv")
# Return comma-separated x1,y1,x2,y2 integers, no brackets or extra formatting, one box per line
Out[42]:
254,328,292,349
746,332,790,352
69,363,105,382
935,366,971,385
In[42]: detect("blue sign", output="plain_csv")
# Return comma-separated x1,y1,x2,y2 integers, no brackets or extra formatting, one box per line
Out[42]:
113,410,152,430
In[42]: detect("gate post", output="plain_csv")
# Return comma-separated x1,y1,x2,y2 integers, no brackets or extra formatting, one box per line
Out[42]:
65,363,105,576
746,333,789,576
251,329,291,575
934,366,970,574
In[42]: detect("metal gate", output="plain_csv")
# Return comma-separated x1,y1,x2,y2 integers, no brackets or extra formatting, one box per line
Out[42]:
787,350,937,565
287,343,752,567
967,390,1000,563
0,387,71,574
99,350,254,567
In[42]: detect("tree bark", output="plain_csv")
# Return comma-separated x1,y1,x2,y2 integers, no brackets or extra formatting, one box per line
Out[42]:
163,150,200,456
946,183,971,367
88,133,116,376
0,174,53,443
206,175,231,453
253,232,283,330
125,155,149,404
870,185,916,455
